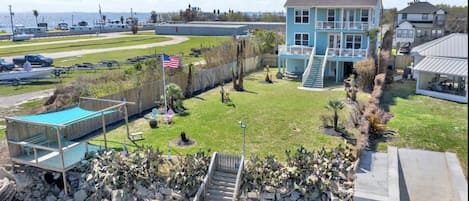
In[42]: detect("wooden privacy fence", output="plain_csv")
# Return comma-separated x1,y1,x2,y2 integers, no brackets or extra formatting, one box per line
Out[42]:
65,56,261,140
394,55,413,70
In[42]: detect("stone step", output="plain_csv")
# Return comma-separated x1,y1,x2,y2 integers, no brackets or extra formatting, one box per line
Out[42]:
207,189,234,198
213,171,237,180
208,184,235,192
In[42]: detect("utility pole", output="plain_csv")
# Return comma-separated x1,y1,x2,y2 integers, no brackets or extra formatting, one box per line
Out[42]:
8,5,14,38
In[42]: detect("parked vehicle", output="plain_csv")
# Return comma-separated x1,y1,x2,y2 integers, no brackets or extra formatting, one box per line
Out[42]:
13,54,53,67
11,33,34,41
0,58,14,72
0,67,54,85
399,42,411,54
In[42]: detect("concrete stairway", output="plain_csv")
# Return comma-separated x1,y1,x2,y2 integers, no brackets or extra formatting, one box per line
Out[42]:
302,56,324,88
205,170,237,201
354,146,467,201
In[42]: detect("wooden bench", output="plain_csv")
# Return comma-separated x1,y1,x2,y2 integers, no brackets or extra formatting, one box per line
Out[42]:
129,132,144,141
22,133,50,155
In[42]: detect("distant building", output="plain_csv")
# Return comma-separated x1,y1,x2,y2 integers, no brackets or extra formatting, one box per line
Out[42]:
189,21,285,33
155,24,248,36
14,25,47,37
411,33,467,103
396,1,446,47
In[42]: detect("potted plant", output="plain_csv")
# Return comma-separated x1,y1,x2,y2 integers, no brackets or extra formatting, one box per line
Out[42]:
149,108,158,128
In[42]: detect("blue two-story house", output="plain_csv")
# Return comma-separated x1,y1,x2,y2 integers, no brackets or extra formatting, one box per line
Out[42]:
278,0,382,88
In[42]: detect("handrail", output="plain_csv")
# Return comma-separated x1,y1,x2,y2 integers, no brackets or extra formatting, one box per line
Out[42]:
301,47,316,86
193,152,218,201
320,49,329,88
232,155,244,201
327,48,368,58
316,21,370,30
8,140,58,152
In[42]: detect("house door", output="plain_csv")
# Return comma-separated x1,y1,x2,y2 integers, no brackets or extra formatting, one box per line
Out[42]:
344,62,354,79
328,34,341,49
343,9,356,29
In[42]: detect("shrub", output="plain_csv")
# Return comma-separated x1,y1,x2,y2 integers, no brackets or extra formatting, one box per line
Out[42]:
354,58,376,92
167,150,212,198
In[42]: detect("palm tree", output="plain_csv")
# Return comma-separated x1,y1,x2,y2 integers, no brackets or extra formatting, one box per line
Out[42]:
162,83,185,113
33,10,39,26
326,100,345,131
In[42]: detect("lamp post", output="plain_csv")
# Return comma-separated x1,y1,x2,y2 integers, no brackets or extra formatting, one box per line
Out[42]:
239,121,247,157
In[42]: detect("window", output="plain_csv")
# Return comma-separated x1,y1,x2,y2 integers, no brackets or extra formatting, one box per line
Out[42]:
295,9,309,23
422,14,429,20
295,33,309,46
346,35,362,49
402,13,407,20
361,9,369,22
328,9,335,22
397,29,414,38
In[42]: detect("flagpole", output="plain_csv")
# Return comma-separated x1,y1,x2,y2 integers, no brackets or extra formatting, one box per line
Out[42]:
162,54,172,161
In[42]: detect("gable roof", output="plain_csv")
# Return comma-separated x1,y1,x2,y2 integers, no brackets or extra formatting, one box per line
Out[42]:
398,1,441,14
284,0,377,7
411,33,468,59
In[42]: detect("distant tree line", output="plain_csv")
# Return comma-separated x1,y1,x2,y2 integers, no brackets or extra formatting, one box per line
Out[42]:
157,4,285,22
435,4,468,33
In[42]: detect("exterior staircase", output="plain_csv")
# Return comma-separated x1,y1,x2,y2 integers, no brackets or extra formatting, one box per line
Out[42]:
302,56,325,88
194,153,244,201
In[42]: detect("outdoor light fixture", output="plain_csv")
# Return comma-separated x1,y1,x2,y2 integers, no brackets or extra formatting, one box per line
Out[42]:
239,121,247,157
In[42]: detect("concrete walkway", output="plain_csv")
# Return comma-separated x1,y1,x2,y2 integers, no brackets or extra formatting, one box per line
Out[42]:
355,147,467,201
0,89,55,108
398,148,459,201
0,32,131,49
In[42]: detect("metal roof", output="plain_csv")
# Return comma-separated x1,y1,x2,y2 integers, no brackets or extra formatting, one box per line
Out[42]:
398,2,441,14
284,0,377,7
411,33,468,59
413,56,468,77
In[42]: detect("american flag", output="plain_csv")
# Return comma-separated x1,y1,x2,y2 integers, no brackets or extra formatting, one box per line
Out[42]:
163,54,180,68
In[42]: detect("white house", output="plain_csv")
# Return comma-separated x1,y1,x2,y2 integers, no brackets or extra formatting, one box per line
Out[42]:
396,1,446,47
412,33,468,103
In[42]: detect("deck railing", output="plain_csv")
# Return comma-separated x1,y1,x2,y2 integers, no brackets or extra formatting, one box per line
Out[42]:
194,152,218,201
193,152,244,201
326,48,368,58
320,48,329,88
316,21,371,31
278,45,314,56
301,47,316,86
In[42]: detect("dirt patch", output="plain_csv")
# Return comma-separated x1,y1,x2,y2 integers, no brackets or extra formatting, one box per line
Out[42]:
170,138,195,147
319,127,343,137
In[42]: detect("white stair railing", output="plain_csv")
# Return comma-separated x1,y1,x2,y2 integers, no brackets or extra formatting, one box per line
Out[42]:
232,155,244,201
301,47,316,86
320,49,329,88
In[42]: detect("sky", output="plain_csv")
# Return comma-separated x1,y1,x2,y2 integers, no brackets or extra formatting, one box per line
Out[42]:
0,0,467,13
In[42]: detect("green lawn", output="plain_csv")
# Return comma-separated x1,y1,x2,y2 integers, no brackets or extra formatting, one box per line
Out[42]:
90,71,360,160
0,35,101,46
0,35,170,57
0,36,230,96
380,80,468,176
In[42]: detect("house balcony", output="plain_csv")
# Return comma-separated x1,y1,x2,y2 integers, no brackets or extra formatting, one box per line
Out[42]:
326,48,368,59
316,21,371,31
278,45,314,57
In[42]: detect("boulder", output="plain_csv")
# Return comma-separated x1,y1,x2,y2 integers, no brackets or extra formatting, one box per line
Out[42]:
46,194,57,201
14,173,33,191
73,189,87,201
112,189,124,201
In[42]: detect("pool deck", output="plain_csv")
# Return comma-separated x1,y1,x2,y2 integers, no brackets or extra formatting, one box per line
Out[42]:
11,142,100,172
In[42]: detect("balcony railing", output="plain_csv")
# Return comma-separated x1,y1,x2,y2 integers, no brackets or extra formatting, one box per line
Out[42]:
316,21,371,31
278,45,314,56
327,48,368,58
